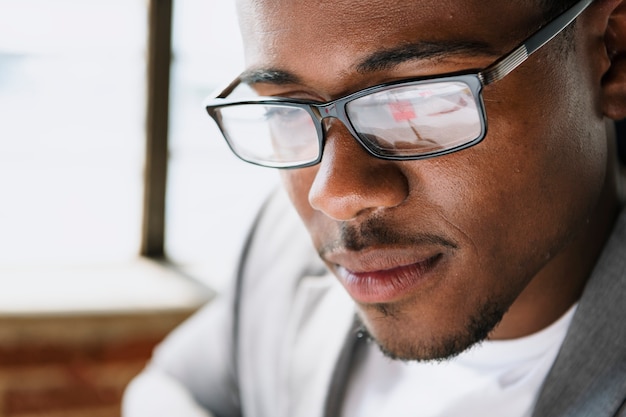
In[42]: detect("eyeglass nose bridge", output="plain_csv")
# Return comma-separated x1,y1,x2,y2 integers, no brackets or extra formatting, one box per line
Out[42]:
311,100,374,156
309,100,342,127
313,101,340,120
311,101,355,135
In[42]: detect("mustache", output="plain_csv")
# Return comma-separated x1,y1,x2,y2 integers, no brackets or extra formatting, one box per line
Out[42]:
319,217,459,255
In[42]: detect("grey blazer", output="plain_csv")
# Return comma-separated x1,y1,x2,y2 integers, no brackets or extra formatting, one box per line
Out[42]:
124,189,626,417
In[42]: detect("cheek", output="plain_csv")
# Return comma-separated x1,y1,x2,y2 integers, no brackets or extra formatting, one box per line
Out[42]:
280,167,327,243
425,76,606,276
281,167,346,252
280,168,314,212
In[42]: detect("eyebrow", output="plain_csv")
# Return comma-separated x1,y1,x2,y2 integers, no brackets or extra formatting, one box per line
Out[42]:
356,40,499,73
239,39,499,86
240,68,301,85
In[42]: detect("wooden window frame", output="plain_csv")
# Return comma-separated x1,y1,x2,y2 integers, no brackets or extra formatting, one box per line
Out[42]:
142,0,173,258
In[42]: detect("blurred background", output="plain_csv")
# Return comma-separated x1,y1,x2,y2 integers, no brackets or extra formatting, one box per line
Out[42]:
0,0,277,415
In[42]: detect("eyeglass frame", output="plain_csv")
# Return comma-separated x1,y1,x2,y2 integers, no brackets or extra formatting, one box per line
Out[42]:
204,0,594,169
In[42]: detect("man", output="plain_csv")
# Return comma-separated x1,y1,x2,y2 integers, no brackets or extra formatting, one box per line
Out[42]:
124,0,626,415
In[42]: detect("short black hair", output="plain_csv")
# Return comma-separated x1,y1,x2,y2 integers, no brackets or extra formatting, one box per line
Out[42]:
537,0,580,20
535,0,582,50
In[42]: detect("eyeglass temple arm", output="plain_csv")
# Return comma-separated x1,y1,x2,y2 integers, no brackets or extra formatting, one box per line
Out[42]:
212,77,243,99
478,0,594,86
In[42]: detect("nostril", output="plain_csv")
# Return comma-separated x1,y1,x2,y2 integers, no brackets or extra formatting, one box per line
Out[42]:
309,162,409,221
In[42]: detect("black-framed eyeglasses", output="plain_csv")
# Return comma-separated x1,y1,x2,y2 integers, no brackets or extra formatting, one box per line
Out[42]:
204,0,593,169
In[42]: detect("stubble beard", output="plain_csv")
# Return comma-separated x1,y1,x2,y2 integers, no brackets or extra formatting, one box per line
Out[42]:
356,297,509,362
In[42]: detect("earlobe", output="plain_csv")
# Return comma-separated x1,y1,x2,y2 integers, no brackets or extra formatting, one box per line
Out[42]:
601,0,626,120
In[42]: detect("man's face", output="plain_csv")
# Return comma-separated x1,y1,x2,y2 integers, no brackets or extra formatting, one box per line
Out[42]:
237,0,609,360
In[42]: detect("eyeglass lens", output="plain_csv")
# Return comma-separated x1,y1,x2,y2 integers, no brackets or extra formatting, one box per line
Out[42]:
347,81,482,157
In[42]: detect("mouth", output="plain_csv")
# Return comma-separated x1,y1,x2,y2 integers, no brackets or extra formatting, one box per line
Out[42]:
333,252,444,304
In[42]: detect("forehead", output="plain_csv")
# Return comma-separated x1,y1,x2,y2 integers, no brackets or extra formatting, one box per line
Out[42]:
236,0,544,88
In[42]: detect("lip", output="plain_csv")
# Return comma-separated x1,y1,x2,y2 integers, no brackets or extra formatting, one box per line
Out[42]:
330,250,444,304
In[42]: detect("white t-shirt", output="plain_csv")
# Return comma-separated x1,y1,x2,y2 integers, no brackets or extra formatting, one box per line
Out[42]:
341,305,577,417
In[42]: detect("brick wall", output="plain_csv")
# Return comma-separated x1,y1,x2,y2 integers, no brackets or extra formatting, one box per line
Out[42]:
0,310,196,417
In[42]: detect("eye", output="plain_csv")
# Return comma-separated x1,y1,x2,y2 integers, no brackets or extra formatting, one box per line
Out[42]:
264,106,303,120
264,106,314,130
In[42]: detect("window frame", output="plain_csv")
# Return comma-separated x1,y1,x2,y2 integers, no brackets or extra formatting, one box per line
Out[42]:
142,0,173,258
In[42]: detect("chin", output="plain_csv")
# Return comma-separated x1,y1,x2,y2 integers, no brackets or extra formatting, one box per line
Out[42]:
356,297,508,362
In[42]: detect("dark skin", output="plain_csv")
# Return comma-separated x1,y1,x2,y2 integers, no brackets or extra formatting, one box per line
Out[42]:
237,0,626,360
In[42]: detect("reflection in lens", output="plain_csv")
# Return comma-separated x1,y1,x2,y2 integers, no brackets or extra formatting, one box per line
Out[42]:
267,106,318,162
218,104,319,166
347,81,482,156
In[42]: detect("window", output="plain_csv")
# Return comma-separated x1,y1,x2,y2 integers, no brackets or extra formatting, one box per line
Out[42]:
0,0,277,306
0,0,147,266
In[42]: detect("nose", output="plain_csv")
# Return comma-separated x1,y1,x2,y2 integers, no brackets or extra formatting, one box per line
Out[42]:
308,119,409,221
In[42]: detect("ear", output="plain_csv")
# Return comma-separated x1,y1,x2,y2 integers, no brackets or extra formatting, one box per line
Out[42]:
600,0,626,120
